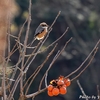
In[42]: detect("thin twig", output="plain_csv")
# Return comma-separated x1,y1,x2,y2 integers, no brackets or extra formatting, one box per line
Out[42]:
20,0,32,95
6,33,18,39
45,72,48,88
9,56,22,86
97,85,100,100
2,59,6,100
28,38,36,46
7,24,11,55
7,73,22,100
71,47,98,81
77,80,88,100
4,10,12,96
25,88,46,99
44,50,60,88
15,39,36,49
5,46,19,62
49,11,61,31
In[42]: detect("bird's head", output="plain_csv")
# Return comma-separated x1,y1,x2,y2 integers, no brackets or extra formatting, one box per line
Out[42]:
40,22,49,29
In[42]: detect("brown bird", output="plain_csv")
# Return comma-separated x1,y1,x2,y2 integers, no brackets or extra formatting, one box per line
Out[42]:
34,22,49,40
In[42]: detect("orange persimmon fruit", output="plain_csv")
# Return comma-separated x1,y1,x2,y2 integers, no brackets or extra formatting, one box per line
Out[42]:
52,88,59,96
57,80,64,86
59,86,67,94
59,76,64,80
64,78,71,87
47,85,54,91
48,91,53,96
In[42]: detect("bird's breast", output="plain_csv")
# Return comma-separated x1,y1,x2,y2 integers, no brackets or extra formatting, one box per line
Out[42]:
35,29,47,40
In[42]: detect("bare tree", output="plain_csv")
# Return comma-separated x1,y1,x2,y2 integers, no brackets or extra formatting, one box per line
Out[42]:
0,0,99,100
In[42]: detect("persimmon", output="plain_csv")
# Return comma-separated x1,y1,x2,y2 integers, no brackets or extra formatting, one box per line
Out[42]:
47,85,54,91
59,76,64,80
48,91,53,96
62,84,67,88
57,80,64,86
59,86,67,94
52,88,59,96
64,78,71,87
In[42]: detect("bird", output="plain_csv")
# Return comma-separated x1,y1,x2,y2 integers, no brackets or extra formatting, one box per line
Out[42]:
34,22,49,40
29,22,49,46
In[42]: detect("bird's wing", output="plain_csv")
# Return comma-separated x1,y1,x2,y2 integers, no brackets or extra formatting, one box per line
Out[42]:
34,26,44,37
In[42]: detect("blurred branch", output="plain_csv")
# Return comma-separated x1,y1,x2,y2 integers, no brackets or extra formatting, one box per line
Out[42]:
71,46,98,81
49,11,61,30
77,80,88,100
25,88,46,99
97,85,100,100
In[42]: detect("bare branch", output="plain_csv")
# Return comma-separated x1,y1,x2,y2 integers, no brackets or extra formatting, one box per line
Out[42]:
49,11,61,31
20,0,32,96
71,47,98,81
25,88,46,99
77,80,88,100
6,33,18,39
